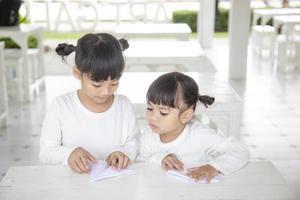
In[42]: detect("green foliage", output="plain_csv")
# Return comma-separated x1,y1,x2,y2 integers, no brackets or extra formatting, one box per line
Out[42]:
215,8,229,32
0,36,38,49
172,10,197,32
172,9,230,33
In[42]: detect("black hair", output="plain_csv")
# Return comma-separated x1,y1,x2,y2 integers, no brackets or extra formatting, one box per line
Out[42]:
55,33,129,82
146,72,215,110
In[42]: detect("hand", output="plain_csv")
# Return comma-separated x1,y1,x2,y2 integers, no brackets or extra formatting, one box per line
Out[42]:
68,147,97,174
106,151,131,170
187,164,219,183
161,154,184,171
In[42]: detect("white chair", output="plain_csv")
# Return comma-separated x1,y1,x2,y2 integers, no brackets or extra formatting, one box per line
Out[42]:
294,39,300,69
4,48,41,101
252,25,276,59
276,34,300,71
0,42,8,128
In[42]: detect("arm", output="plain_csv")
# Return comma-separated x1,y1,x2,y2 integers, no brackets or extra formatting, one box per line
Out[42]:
137,128,170,164
206,135,250,175
39,100,76,165
110,102,140,162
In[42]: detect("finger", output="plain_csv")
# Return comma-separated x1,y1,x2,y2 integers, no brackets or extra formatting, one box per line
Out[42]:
111,156,118,169
69,160,80,173
118,155,124,170
165,159,176,170
71,160,83,173
167,158,182,171
75,158,88,173
206,176,212,184
162,161,168,171
206,174,216,184
106,156,112,167
170,157,184,171
187,167,200,172
187,171,201,179
196,173,207,181
85,151,97,163
122,156,129,169
81,157,91,171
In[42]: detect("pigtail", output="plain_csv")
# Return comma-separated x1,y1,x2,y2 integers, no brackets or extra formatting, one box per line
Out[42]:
198,95,215,108
55,43,76,56
119,38,129,51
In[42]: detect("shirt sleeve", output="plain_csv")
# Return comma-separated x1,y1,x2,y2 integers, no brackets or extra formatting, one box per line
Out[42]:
39,99,77,165
110,99,140,162
137,128,170,164
204,133,251,175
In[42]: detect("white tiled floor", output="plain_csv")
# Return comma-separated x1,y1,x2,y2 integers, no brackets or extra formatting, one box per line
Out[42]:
1,37,300,198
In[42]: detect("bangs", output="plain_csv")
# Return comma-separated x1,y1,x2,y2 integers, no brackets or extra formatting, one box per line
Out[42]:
88,43,124,82
146,75,181,108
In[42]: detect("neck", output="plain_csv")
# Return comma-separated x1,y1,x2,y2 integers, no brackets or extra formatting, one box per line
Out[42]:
159,124,186,143
77,89,114,113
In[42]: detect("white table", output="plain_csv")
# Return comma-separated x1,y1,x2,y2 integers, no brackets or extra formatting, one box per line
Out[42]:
0,161,295,200
124,41,216,72
273,15,300,31
115,23,191,40
0,24,45,102
117,72,242,138
0,42,8,128
252,8,300,26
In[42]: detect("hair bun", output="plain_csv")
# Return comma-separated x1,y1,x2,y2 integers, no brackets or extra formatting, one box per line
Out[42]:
119,38,129,51
198,95,215,108
55,43,76,56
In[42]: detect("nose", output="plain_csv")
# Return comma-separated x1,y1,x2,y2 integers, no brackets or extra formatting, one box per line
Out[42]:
100,85,110,96
148,111,158,123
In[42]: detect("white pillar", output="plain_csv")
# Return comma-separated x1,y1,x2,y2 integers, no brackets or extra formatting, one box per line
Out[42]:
228,0,251,80
198,0,216,49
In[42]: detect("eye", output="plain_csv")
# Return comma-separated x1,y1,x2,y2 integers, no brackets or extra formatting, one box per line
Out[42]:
111,82,119,86
92,83,102,88
147,107,153,111
160,112,169,116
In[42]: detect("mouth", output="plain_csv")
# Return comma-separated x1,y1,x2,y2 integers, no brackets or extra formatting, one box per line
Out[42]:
149,123,159,130
96,96,110,100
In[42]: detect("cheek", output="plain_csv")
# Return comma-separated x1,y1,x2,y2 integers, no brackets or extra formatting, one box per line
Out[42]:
111,85,118,93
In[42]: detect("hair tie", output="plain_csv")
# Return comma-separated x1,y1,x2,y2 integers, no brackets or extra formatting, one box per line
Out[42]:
198,94,215,108
119,38,129,51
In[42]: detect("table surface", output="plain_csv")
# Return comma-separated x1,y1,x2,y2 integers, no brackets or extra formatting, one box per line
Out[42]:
115,23,191,34
0,24,42,34
124,41,204,58
0,161,295,200
253,8,300,16
273,15,300,24
117,72,242,112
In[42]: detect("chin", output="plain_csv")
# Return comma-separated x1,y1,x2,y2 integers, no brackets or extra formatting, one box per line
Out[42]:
93,97,109,104
150,128,163,134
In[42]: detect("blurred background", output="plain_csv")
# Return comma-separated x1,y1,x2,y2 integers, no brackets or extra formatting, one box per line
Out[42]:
0,0,300,198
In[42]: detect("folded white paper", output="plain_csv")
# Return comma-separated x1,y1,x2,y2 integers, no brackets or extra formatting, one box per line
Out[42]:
90,160,133,182
167,169,223,183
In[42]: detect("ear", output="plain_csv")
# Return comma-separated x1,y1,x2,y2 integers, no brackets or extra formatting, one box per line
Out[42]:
179,108,194,124
72,66,81,80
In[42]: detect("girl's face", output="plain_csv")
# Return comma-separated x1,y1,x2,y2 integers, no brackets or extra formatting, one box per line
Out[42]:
146,102,186,136
81,73,119,104
85,75,119,104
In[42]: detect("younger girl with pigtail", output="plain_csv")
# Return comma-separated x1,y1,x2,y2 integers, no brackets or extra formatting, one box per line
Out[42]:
138,72,250,182
39,33,139,173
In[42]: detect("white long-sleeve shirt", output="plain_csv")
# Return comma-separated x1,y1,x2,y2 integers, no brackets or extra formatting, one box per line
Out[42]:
39,91,139,165
138,120,250,175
